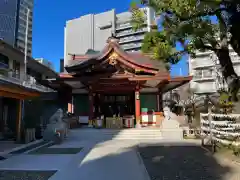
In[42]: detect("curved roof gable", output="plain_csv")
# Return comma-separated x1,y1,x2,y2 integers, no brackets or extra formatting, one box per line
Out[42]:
67,36,165,74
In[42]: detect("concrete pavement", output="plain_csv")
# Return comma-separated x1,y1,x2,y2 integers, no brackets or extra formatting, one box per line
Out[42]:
0,129,239,180
0,129,151,180
49,141,148,180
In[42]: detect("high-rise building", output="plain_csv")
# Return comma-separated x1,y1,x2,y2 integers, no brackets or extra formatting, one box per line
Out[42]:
64,8,155,66
0,0,33,55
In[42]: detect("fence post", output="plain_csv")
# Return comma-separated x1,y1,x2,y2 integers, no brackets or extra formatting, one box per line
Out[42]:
208,105,215,152
200,113,204,146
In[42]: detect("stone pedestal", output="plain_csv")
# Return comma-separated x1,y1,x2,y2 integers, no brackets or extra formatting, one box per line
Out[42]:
161,106,183,140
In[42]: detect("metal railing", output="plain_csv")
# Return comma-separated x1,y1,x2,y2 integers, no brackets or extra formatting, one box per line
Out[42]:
122,42,142,50
116,27,148,37
119,35,144,44
116,22,132,29
0,71,55,92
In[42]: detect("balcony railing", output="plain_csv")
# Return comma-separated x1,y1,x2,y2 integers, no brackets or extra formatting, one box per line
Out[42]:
0,71,55,93
116,28,148,38
0,62,9,71
119,35,144,44
116,22,132,30
122,42,142,50
116,20,147,30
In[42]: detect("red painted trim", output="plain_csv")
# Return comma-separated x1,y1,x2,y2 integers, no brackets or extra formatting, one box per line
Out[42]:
141,112,164,115
141,122,156,125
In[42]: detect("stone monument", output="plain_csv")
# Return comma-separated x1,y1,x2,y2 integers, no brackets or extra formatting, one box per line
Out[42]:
43,108,68,141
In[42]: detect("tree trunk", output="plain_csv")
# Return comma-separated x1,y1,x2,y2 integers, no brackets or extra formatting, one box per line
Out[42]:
215,48,240,101
229,5,240,56
230,28,240,56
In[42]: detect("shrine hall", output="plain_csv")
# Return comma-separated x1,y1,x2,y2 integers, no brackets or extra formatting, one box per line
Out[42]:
47,36,191,128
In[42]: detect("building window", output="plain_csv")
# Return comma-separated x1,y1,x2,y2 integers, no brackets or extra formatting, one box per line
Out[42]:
194,70,202,79
0,53,9,69
12,60,20,78
203,69,213,78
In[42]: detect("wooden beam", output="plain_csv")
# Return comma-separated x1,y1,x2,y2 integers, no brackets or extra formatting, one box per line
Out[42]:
0,91,28,99
156,79,169,88
16,100,22,142
93,86,136,92
128,75,170,81
0,86,40,97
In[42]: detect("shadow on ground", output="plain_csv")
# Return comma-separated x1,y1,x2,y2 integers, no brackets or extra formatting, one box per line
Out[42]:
0,129,235,180
50,140,235,180
137,143,233,180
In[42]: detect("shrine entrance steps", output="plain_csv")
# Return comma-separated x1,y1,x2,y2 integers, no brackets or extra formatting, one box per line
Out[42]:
75,123,183,141
74,128,163,141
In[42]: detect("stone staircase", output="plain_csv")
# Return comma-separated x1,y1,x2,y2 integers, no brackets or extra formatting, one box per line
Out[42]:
74,115,183,141
73,128,162,141
114,128,162,140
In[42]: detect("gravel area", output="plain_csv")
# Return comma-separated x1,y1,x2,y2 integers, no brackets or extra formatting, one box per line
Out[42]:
138,142,240,180
0,170,57,180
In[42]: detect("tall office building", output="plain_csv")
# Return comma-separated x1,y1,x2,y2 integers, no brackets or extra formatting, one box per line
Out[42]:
0,0,33,55
64,8,155,66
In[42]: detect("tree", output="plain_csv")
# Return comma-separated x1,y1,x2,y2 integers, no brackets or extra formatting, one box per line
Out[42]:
130,0,240,101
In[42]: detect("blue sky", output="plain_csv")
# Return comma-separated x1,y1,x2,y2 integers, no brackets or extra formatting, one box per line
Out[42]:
32,0,188,76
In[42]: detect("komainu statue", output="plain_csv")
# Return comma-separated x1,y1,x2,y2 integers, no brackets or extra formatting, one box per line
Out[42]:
43,108,68,142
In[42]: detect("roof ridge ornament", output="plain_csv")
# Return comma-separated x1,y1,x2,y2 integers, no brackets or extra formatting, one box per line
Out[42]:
107,33,120,44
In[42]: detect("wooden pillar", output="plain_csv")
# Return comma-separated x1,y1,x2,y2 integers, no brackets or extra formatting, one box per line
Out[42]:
135,88,141,127
157,89,163,112
89,91,94,122
16,99,22,142
157,94,160,112
67,95,74,113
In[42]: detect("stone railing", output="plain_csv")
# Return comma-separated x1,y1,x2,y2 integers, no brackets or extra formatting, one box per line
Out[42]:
200,113,240,146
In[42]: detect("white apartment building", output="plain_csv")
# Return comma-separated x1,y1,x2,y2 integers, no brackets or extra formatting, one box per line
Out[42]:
189,50,240,94
64,8,155,67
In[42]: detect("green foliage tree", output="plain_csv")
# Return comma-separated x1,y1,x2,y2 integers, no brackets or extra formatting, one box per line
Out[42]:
130,0,240,101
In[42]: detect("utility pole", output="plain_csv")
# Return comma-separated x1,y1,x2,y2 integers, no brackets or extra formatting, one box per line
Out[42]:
19,8,30,143
24,8,30,80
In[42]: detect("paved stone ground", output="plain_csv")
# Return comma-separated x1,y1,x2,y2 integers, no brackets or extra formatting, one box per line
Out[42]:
138,142,240,180
0,129,239,180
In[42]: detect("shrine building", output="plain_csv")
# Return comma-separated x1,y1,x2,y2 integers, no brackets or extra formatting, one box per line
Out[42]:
47,36,191,127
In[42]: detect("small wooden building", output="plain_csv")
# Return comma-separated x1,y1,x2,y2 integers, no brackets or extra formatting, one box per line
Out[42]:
48,36,191,127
